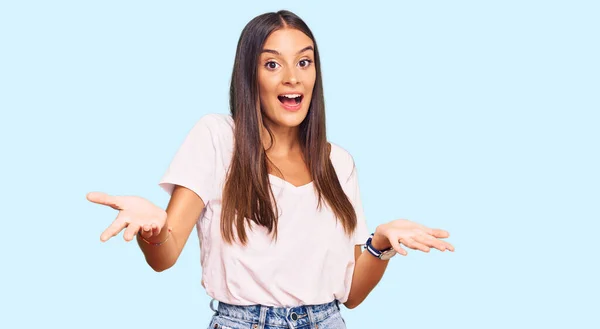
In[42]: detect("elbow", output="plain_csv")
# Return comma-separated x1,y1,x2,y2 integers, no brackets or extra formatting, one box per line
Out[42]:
138,238,181,272
151,265,169,272
149,259,176,272
343,299,361,310
344,291,370,309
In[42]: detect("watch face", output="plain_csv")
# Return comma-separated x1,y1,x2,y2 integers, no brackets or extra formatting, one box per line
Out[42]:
380,249,397,261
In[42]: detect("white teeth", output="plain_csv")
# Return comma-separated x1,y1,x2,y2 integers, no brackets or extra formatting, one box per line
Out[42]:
281,94,301,98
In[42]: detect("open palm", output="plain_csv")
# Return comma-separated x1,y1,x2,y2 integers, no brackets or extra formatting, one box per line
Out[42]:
86,192,167,242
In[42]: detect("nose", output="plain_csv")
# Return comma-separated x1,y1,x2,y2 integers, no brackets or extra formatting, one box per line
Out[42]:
283,67,299,85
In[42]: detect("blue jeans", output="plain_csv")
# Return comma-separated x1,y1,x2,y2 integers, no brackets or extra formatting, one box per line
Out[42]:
207,299,347,329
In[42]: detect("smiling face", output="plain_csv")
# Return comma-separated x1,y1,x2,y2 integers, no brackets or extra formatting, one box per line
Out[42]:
258,28,316,130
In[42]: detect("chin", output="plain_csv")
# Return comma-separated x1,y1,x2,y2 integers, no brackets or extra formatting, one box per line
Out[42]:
263,106,309,128
282,108,310,126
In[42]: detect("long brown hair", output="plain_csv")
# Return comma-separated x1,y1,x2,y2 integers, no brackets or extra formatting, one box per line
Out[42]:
221,10,357,245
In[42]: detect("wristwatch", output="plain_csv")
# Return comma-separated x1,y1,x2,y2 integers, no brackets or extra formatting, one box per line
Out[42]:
365,233,397,260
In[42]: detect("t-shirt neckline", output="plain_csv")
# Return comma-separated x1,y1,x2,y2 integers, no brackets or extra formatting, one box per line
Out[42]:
268,174,314,193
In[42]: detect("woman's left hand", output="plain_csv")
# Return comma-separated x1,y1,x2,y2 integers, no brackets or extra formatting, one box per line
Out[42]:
371,219,455,256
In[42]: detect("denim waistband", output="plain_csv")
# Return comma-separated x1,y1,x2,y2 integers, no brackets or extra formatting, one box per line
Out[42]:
212,299,341,328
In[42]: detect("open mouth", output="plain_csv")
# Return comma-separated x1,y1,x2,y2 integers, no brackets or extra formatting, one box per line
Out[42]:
277,94,303,106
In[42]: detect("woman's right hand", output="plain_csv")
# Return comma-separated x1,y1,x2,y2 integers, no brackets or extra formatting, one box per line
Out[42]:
86,192,167,242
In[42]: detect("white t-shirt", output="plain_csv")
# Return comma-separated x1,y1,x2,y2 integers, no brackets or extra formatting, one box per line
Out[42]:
159,113,370,307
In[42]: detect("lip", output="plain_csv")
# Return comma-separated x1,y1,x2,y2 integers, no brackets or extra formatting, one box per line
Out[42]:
278,92,304,112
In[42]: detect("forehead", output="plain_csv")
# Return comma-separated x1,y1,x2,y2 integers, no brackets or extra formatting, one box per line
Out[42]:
262,28,314,54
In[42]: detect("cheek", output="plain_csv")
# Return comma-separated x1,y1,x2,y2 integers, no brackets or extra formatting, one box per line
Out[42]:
258,85,270,105
305,69,317,89
304,72,317,100
258,76,278,100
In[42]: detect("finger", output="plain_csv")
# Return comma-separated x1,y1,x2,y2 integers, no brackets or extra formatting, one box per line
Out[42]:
401,237,430,253
431,228,450,239
416,225,449,238
414,233,447,252
123,223,141,242
100,215,128,242
87,192,121,210
152,222,162,236
389,238,407,256
416,228,454,250
142,222,163,239
416,224,435,236
140,224,153,239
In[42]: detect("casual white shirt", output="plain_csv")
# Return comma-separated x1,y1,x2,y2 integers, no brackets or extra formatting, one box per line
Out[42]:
159,113,370,307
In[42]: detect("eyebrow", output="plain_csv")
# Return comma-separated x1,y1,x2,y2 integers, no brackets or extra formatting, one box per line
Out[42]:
261,45,314,56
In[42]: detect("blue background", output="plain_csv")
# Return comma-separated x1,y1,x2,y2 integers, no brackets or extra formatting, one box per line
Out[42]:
1,0,598,328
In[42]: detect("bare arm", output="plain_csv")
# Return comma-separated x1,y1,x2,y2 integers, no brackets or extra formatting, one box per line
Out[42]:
137,185,206,272
343,236,391,309
344,221,454,309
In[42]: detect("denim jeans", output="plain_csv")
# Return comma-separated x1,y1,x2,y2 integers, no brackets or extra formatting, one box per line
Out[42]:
207,299,347,329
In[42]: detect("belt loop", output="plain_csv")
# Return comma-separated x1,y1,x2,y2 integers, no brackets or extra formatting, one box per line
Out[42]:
258,305,268,329
306,306,317,329
335,299,341,311
209,298,218,314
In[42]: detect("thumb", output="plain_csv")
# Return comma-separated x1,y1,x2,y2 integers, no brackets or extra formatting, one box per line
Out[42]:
86,192,121,210
390,238,407,256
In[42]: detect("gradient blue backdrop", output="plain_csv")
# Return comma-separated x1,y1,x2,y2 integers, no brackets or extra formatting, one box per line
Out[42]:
1,1,598,328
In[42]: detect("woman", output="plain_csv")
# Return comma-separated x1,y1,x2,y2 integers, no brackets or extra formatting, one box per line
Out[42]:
87,10,454,329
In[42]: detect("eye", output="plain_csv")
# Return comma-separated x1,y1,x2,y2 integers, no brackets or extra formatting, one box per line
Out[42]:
265,61,280,70
298,59,313,68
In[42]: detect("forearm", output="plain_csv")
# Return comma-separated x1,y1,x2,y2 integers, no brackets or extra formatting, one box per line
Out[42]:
344,236,393,309
136,220,180,272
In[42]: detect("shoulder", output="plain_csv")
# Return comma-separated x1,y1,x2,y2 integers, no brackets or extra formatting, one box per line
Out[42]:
328,142,356,183
188,113,234,143
194,113,234,132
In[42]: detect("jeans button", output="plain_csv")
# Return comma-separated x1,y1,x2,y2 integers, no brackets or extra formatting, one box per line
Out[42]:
290,312,298,321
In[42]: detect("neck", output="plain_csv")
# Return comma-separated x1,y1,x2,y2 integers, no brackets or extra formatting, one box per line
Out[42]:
261,122,301,158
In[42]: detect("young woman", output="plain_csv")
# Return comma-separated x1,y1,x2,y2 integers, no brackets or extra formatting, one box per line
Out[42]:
87,10,454,329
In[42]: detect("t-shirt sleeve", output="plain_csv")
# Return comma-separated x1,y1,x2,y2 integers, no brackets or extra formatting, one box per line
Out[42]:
345,156,371,246
158,114,219,204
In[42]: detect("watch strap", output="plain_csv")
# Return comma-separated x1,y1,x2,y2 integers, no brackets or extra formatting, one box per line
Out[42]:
365,233,394,259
